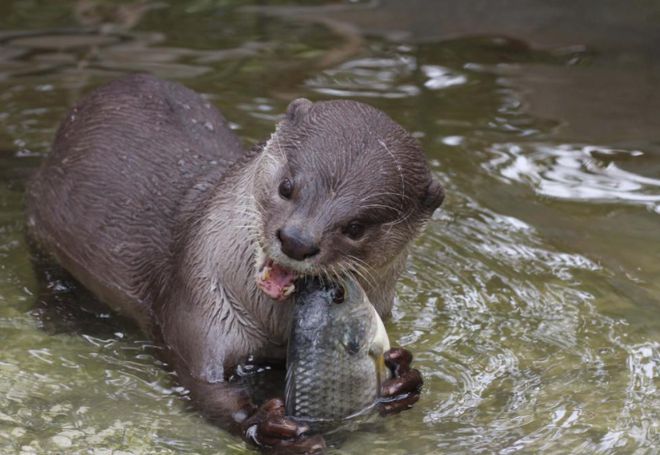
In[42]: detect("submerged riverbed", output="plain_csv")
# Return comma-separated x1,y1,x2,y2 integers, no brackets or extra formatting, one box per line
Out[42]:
0,1,658,453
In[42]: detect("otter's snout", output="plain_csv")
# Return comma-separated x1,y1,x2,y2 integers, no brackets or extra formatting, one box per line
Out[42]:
277,226,320,261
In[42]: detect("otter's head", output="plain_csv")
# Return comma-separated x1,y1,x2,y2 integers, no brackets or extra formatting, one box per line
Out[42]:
251,98,444,300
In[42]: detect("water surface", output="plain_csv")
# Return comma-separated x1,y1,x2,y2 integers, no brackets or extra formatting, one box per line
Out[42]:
0,1,658,453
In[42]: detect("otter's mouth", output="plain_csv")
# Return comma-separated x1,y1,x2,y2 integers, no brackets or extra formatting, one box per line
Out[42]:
257,258,298,301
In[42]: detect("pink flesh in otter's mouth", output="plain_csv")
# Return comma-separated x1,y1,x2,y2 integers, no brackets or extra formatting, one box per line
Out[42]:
257,259,297,301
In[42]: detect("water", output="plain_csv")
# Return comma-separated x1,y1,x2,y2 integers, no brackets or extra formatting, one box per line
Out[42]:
1,1,658,453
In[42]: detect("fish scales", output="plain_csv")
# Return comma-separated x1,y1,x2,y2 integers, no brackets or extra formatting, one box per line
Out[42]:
285,278,390,427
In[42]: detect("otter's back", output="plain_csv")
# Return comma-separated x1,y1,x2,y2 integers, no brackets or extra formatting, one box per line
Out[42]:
25,74,244,330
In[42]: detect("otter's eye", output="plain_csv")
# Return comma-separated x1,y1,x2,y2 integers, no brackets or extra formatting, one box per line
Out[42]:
278,178,294,199
343,221,365,240
332,286,345,304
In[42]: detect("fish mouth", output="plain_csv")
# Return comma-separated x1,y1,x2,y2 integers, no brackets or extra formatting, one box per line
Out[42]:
256,257,298,301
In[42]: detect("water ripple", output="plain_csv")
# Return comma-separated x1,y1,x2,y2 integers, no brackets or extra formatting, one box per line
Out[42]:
306,52,467,100
390,185,659,453
306,56,421,98
485,143,660,212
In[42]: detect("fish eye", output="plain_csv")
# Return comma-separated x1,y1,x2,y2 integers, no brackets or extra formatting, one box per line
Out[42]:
332,286,345,304
343,221,365,240
278,178,294,199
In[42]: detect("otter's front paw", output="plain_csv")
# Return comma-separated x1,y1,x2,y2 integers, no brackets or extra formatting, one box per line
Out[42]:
243,398,326,454
379,347,423,415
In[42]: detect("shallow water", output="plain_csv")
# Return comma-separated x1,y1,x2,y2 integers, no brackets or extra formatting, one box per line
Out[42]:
1,1,658,453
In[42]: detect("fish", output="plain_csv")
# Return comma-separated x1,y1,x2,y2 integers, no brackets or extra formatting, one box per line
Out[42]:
285,277,391,429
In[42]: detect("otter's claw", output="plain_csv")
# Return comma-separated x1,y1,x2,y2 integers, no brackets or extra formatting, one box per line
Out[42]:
243,398,326,453
379,347,423,415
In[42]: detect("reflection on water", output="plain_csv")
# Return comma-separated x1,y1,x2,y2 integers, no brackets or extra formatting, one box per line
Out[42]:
306,54,468,98
0,25,273,81
0,1,659,454
307,55,421,98
486,144,660,212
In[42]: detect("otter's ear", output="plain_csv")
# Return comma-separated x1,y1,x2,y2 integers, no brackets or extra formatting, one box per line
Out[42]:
421,178,445,213
286,98,312,123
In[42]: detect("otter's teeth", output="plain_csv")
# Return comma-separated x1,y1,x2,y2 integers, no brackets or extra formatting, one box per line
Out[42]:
282,283,296,298
260,266,271,282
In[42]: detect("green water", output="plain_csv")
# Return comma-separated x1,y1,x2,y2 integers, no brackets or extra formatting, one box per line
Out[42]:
1,1,658,453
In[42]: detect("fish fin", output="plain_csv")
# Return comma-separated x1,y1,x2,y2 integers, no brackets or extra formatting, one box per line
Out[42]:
342,333,364,355
341,315,372,355
368,304,392,391
368,304,391,358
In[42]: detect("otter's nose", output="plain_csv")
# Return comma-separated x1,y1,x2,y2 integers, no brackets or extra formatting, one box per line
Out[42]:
277,226,320,261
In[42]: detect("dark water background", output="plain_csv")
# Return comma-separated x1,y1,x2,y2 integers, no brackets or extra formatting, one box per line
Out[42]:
0,1,658,453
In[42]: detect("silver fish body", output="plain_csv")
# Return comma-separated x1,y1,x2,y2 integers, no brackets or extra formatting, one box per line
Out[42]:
285,277,390,427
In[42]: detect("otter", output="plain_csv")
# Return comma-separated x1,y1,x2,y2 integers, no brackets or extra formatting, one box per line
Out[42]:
25,74,444,451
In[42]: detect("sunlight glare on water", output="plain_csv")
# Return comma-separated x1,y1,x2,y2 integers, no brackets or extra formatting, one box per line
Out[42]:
486,144,660,212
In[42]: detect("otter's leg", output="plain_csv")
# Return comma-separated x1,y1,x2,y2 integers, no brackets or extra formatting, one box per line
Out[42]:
379,347,424,415
174,363,325,452
242,398,326,453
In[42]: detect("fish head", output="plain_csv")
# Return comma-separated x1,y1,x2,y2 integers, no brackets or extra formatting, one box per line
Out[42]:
293,277,367,321
292,277,383,352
